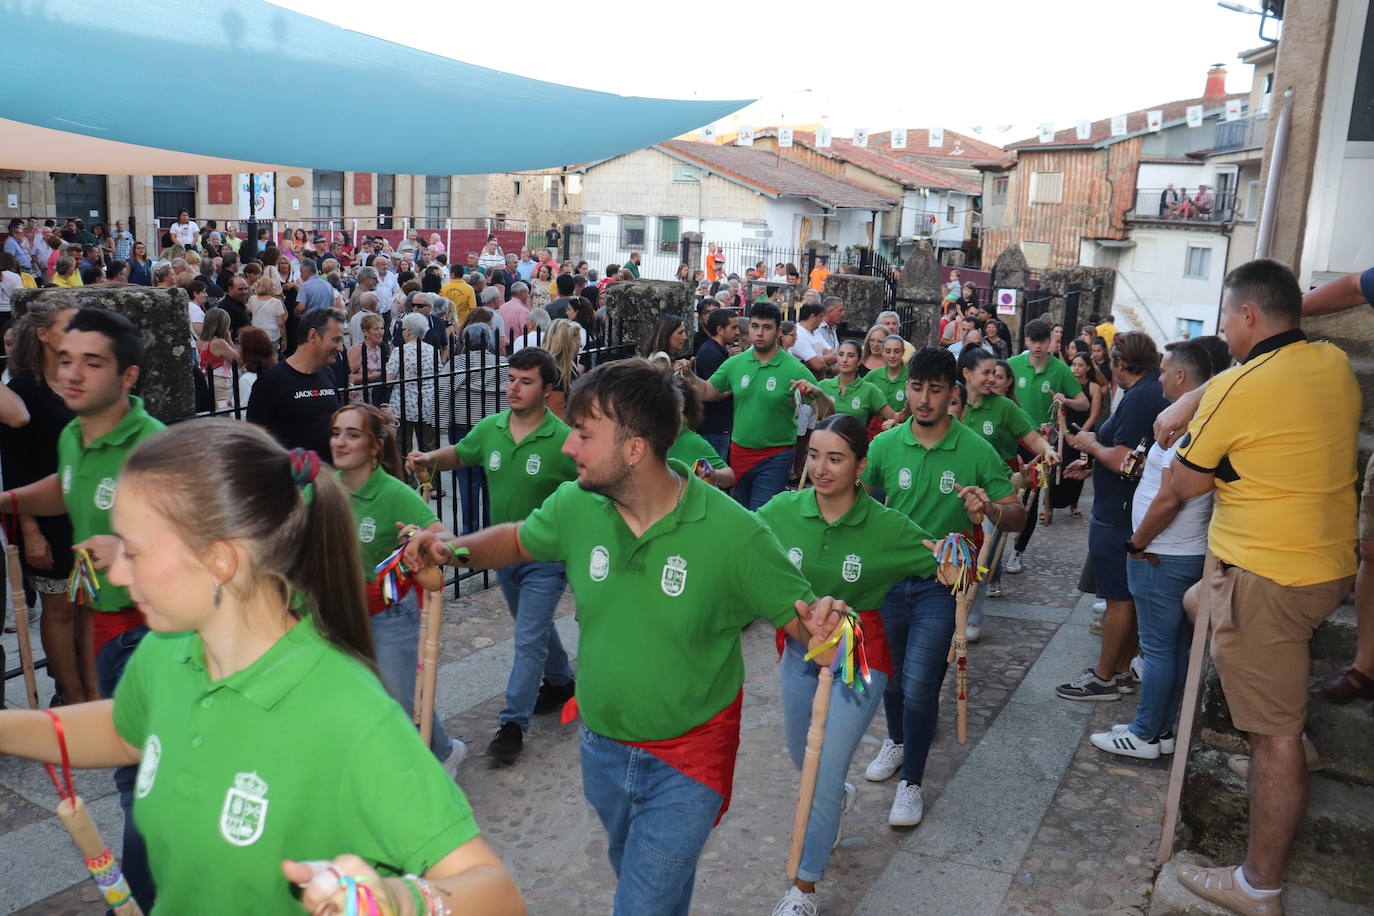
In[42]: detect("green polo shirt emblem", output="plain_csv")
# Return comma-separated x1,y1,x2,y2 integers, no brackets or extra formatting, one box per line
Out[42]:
787,547,803,568
488,450,502,471
741,374,752,388
525,453,541,475
765,377,777,391
62,466,71,494
94,477,117,510
1017,376,1027,389
842,553,862,583
939,470,956,494
358,517,376,543
221,771,270,847
590,545,610,582
1041,380,1051,394
135,735,161,799
852,396,862,410
982,420,994,436
899,468,913,489
661,554,688,596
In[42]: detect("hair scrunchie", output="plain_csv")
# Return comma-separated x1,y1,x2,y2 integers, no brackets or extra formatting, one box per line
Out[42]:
289,449,322,489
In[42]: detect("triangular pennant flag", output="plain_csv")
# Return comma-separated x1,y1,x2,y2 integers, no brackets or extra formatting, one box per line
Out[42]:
971,125,984,134
929,127,944,148
779,126,794,148
890,128,908,149
1146,110,1163,132
1075,119,1092,141
853,128,869,147
816,127,832,148
1037,122,1055,143
738,126,755,147
1186,105,1204,128
1111,115,1128,137
1225,99,1242,121
702,125,717,143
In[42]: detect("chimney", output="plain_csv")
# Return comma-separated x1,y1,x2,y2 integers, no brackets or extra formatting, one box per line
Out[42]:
1204,64,1227,102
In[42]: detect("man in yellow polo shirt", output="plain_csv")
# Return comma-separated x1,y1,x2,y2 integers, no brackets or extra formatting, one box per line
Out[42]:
439,262,476,323
1168,259,1359,915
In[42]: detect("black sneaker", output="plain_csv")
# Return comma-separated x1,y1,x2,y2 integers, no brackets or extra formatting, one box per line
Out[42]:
486,722,523,765
1115,671,1140,695
533,678,575,715
1055,669,1122,702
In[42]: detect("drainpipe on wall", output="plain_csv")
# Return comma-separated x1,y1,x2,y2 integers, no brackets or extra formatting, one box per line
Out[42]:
1254,87,1293,260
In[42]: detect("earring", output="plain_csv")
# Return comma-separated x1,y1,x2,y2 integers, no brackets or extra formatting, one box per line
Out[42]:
213,582,223,608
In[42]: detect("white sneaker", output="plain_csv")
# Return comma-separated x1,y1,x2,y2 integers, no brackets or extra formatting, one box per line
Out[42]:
987,581,1003,598
832,782,857,850
1005,551,1024,574
771,885,818,916
1130,655,1144,682
888,780,924,827
966,622,981,643
864,738,903,782
1092,600,1107,613
1111,724,1176,754
1089,723,1161,760
442,738,468,779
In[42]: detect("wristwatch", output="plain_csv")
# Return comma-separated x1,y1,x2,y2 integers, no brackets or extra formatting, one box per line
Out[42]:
1124,538,1143,555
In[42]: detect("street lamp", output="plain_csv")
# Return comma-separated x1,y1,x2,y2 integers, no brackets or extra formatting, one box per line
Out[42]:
1216,0,1281,42
1216,1,1260,13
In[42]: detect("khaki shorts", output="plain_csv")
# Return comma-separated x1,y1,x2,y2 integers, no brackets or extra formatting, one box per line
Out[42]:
1200,551,1352,736
1359,451,1374,541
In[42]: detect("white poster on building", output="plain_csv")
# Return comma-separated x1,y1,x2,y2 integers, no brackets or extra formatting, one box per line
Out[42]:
1146,110,1163,132
237,172,275,219
738,126,755,146
853,128,869,147
816,127,832,148
1037,122,1055,143
1225,99,1242,121
928,127,944,147
1110,115,1128,137
1075,119,1092,141
701,125,717,143
1186,105,1204,128
996,288,1018,315
890,128,907,149
779,127,794,147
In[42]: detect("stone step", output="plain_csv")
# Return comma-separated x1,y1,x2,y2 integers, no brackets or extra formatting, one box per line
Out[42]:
1151,855,1374,916
1176,747,1374,905
1311,603,1358,666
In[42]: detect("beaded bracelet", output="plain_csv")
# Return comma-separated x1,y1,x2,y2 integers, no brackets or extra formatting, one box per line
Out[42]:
406,875,452,916
398,876,425,916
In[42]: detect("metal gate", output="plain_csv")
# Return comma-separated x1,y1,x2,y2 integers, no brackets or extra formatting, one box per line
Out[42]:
153,175,197,225
52,173,108,226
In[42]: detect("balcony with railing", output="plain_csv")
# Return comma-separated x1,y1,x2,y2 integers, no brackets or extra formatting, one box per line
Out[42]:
1213,113,1268,153
1127,188,1236,224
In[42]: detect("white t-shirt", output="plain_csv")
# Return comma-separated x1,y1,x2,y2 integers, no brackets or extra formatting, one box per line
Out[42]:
187,300,205,359
0,270,23,313
1131,442,1212,556
791,323,827,365
249,296,286,343
169,220,199,247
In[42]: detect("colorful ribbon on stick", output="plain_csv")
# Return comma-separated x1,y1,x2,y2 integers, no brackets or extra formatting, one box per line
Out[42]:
66,549,101,606
933,533,987,595
803,611,871,691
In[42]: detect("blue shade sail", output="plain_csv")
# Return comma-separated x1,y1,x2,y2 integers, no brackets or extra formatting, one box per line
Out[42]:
3,0,750,174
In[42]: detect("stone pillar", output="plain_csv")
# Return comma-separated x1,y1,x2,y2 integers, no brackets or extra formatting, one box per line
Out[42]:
562,222,584,265
991,243,1030,345
680,231,703,273
940,248,966,268
896,240,941,346
822,274,886,338
602,278,693,354
12,286,195,422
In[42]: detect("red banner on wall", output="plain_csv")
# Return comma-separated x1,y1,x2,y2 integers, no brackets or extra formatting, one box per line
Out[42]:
207,174,233,205
353,172,372,206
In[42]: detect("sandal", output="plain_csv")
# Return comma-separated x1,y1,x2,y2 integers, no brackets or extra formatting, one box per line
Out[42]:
1070,506,1082,519
1314,664,1374,704
1176,863,1283,916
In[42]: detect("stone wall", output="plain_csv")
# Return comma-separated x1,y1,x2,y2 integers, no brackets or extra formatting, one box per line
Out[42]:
822,274,887,337
12,285,195,422
896,241,942,347
602,278,693,355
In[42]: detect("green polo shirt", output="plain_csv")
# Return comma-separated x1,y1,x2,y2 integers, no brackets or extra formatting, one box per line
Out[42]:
1007,353,1081,425
818,377,888,423
455,407,577,525
863,419,1013,539
518,460,814,741
345,467,438,573
707,347,816,449
668,427,727,470
757,489,935,609
57,395,165,612
113,616,479,912
962,394,1034,461
865,366,910,414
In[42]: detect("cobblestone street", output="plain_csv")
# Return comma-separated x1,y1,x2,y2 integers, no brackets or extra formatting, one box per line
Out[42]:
1,486,1195,915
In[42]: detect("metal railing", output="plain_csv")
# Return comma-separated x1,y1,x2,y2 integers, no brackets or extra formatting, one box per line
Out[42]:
1214,113,1268,153
1127,188,1236,224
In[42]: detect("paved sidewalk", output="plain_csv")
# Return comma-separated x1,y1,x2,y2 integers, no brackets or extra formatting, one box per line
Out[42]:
2,495,1184,915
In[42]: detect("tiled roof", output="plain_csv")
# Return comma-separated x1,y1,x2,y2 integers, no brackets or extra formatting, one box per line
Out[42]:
1006,94,1248,149
655,140,897,210
754,130,981,195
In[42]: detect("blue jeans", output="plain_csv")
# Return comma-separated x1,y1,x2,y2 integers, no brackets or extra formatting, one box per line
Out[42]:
453,424,489,535
732,448,792,511
580,724,721,916
369,591,453,761
969,518,1002,627
880,576,956,785
780,637,887,882
1127,554,1204,740
702,432,730,464
497,561,573,730
97,624,155,913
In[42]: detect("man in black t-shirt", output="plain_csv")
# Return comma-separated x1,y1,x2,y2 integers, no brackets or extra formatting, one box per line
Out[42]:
545,222,561,254
218,276,253,336
692,308,739,461
247,308,345,460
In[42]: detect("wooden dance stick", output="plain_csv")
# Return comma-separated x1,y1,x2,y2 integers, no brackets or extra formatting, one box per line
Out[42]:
947,532,995,744
56,795,143,915
6,544,39,709
1055,408,1067,485
787,665,834,881
413,564,445,746
1157,604,1212,865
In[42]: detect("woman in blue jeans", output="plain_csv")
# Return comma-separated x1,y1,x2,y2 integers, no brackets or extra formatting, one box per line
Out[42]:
756,415,936,916
332,403,464,771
